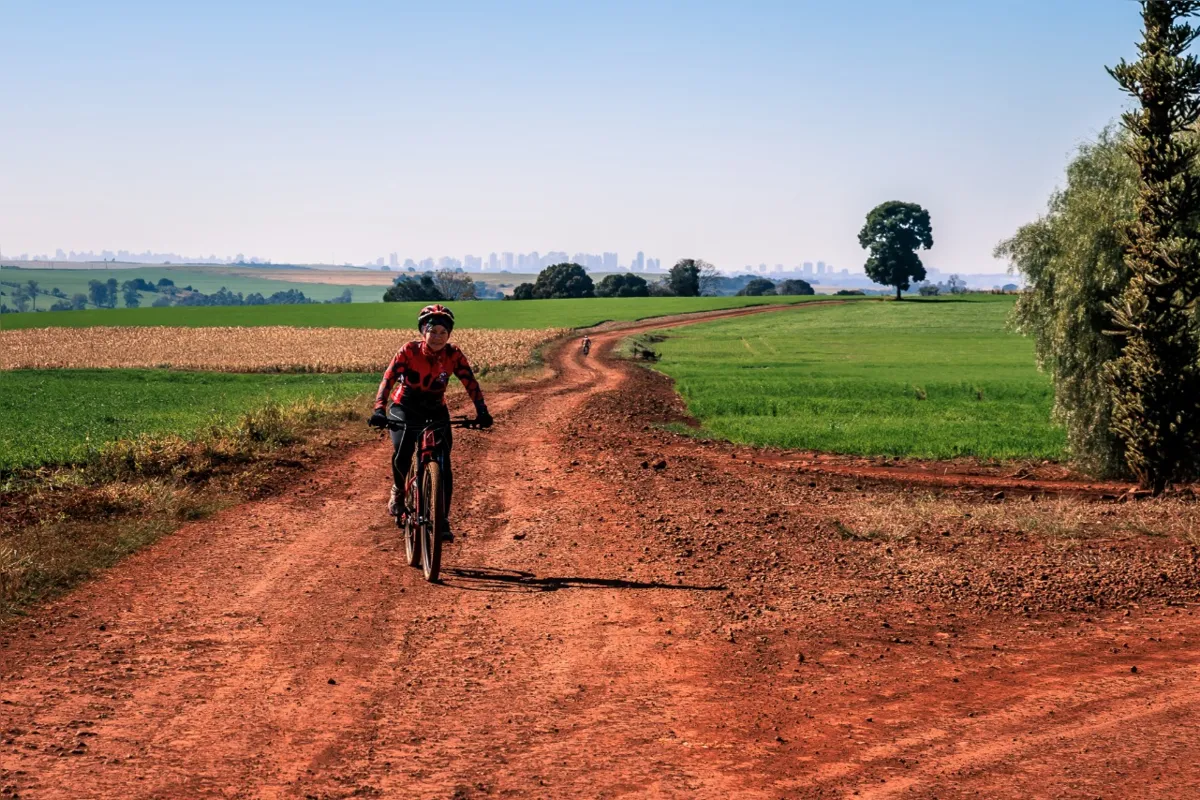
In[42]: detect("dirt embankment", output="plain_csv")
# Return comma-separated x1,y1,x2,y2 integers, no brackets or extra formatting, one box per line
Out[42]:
2,304,1199,799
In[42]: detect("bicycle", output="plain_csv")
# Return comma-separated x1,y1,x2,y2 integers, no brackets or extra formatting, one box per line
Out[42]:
382,415,484,582
581,338,591,356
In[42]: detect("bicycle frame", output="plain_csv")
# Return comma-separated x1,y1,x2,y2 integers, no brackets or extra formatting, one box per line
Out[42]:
404,420,452,525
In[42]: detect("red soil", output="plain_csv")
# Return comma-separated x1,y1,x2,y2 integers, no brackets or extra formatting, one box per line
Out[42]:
2,305,1199,799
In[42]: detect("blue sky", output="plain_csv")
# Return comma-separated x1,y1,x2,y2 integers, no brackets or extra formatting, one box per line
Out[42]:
2,1,1144,273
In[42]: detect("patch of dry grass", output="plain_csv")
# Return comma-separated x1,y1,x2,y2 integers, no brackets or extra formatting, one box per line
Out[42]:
825,490,1200,545
0,326,566,372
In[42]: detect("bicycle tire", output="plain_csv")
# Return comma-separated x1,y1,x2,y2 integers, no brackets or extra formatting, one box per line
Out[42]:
421,461,443,582
403,452,421,567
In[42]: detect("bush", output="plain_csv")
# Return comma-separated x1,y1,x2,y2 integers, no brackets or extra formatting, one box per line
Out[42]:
918,284,940,296
736,278,776,296
384,274,444,303
777,279,814,296
508,283,535,300
596,273,649,298
835,289,866,296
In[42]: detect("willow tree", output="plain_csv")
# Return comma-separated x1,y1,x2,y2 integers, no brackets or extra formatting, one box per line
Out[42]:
996,127,1137,477
1106,0,1200,491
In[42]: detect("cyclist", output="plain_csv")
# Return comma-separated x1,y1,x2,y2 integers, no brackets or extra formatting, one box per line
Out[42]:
369,304,493,541
581,335,591,356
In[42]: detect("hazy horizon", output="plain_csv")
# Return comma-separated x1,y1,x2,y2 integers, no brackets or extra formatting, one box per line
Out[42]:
3,1,1143,275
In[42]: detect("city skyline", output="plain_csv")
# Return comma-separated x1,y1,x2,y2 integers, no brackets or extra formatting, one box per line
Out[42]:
2,245,834,277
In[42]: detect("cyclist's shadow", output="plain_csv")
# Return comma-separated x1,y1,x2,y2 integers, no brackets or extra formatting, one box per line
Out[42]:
441,566,725,594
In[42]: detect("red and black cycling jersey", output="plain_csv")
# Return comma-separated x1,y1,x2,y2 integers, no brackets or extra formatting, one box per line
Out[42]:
374,341,486,412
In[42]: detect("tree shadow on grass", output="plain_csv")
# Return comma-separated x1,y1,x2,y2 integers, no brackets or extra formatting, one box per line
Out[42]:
440,565,726,594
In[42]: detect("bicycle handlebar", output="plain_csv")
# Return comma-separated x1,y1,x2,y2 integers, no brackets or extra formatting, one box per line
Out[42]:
372,414,486,432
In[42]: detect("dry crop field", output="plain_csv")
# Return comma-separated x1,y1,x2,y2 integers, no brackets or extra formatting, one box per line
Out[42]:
0,326,566,373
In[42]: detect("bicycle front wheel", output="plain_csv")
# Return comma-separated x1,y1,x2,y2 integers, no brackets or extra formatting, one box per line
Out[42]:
421,461,443,582
403,452,421,568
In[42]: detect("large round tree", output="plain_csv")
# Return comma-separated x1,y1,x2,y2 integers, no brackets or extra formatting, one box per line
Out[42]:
858,201,934,300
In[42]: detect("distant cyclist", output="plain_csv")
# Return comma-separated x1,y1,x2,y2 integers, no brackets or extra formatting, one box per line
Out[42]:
581,335,591,356
369,304,493,541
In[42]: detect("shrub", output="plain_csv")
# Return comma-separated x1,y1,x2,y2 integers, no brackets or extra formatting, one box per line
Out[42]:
777,279,814,296
384,274,444,303
596,273,650,298
737,278,776,296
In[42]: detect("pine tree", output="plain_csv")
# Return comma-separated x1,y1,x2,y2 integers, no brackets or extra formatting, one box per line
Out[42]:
1105,0,1200,492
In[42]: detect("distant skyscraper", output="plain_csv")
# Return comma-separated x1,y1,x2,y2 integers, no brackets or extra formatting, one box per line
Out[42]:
603,252,618,271
817,261,826,275
389,252,399,268
635,251,645,272
502,252,514,271
802,261,813,276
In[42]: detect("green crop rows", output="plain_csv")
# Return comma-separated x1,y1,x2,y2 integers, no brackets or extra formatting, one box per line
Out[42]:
647,295,1064,461
0,370,377,472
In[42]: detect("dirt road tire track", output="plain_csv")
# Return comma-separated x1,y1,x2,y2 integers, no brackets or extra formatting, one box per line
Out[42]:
2,304,1199,798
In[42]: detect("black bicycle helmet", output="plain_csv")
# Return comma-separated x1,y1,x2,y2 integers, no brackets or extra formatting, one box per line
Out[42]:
417,303,455,332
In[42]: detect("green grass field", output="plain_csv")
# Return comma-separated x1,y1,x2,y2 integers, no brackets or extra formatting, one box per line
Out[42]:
0,265,377,307
0,370,377,472
0,294,833,331
648,295,1064,461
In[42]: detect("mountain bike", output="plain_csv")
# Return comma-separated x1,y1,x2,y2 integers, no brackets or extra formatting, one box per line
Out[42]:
386,415,482,583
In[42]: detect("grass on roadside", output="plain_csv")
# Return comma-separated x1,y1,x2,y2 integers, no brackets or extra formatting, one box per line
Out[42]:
0,392,372,618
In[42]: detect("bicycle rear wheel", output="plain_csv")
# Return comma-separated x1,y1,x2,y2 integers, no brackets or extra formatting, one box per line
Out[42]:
421,461,443,582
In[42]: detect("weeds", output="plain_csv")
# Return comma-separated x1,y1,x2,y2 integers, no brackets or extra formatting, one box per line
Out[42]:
0,395,372,619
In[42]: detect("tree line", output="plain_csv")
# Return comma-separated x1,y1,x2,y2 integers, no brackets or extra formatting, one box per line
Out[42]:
382,262,816,304
0,275,348,313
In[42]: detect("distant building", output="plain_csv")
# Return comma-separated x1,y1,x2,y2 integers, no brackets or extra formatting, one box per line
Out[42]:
502,252,514,271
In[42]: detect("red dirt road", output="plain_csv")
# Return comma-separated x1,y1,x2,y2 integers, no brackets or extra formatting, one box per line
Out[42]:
3,306,1200,799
